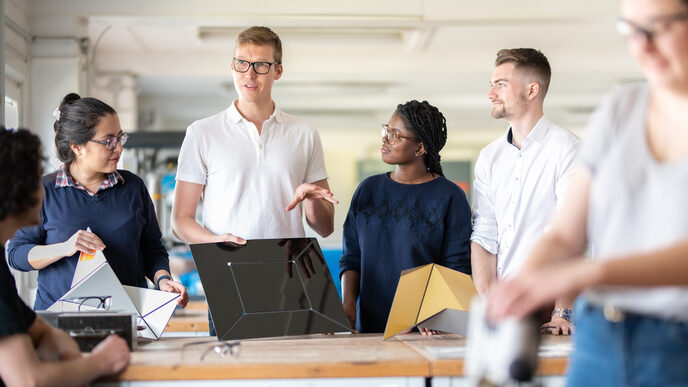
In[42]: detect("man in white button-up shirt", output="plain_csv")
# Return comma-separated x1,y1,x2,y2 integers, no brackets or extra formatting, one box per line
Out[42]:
471,48,579,334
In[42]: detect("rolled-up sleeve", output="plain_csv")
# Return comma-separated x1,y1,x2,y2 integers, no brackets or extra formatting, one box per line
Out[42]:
7,208,47,272
470,152,498,255
554,137,580,209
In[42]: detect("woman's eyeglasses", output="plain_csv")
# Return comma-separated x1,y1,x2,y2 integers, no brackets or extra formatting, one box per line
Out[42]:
616,11,688,43
381,124,419,145
89,133,129,151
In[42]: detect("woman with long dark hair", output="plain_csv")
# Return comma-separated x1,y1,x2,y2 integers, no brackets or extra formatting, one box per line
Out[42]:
8,93,188,310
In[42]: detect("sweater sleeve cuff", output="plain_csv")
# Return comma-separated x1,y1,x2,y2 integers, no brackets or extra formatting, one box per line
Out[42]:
7,244,38,272
338,258,360,279
148,259,171,281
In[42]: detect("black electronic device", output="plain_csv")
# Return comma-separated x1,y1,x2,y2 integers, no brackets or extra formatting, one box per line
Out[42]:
190,238,351,340
37,311,137,351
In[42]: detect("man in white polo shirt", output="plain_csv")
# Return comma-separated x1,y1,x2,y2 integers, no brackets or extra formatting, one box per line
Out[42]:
172,26,338,334
471,48,579,335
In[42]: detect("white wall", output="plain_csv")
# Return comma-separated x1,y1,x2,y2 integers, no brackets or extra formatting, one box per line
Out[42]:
30,55,80,168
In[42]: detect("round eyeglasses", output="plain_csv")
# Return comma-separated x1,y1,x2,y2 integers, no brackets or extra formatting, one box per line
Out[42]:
89,133,128,151
232,58,280,75
381,123,419,145
616,11,688,43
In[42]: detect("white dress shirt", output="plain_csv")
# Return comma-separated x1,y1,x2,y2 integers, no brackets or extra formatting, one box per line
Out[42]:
471,116,579,278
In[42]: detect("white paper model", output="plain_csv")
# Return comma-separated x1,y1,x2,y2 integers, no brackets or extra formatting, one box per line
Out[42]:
48,250,179,340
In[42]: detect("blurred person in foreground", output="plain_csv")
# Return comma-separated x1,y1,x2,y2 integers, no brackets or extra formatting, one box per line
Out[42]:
488,0,688,385
0,127,129,386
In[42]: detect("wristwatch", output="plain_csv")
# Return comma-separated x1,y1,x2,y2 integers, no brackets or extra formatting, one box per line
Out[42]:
551,308,574,322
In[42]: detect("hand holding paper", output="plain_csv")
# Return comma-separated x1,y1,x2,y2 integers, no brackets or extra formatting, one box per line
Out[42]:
158,276,189,307
63,228,105,257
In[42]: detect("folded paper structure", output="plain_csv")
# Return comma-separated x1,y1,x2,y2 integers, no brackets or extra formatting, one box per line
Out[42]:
383,263,477,340
48,251,179,340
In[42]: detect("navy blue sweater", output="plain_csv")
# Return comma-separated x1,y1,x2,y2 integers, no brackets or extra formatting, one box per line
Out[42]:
339,173,472,333
7,170,170,310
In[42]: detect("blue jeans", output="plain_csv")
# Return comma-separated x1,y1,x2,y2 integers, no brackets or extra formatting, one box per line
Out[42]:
567,298,688,386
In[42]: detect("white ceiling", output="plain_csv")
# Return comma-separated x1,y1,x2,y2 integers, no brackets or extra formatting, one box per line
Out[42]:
26,0,641,132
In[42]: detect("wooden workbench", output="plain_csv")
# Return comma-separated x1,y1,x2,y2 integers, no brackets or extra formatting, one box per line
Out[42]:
104,333,570,383
165,301,209,333
397,332,570,377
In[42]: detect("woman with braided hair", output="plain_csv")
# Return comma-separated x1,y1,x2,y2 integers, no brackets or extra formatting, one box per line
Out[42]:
339,100,472,334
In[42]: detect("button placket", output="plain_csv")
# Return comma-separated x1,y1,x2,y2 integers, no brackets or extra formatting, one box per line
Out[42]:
257,121,272,164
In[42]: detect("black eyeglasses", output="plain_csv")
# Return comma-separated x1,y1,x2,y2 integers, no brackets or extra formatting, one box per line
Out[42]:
616,11,688,43
381,123,419,145
66,295,112,311
89,133,128,151
232,58,280,74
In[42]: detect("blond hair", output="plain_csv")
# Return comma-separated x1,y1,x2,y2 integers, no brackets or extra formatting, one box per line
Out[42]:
236,26,282,63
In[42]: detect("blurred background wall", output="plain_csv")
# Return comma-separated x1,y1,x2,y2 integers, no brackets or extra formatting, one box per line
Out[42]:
2,0,641,300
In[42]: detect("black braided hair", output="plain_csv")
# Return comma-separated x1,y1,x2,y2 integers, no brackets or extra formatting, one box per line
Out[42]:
395,100,447,177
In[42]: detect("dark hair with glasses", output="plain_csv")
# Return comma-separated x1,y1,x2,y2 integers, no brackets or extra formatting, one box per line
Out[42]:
236,26,282,63
395,100,447,177
53,93,117,163
0,128,43,222
495,48,552,99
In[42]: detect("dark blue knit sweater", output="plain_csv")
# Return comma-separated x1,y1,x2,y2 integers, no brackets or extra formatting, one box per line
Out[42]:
7,170,170,310
339,173,472,333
